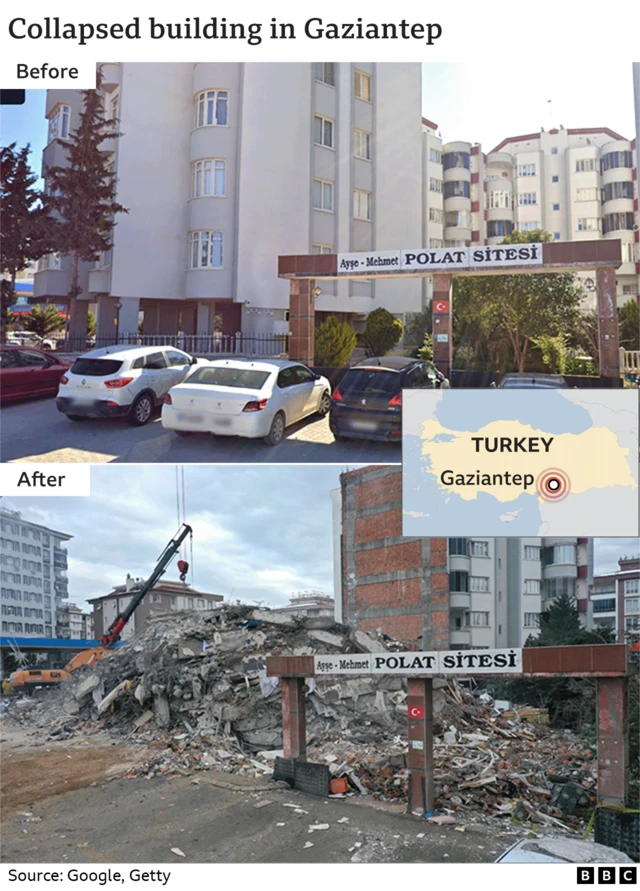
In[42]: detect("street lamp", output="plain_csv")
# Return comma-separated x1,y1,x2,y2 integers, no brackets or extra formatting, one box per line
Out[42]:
114,301,123,344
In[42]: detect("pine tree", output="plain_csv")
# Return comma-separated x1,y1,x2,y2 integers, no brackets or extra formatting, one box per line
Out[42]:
527,592,616,647
0,143,53,340
45,72,128,339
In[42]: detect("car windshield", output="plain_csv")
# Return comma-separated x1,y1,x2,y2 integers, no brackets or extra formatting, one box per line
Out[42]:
340,369,399,395
71,358,124,376
186,367,271,389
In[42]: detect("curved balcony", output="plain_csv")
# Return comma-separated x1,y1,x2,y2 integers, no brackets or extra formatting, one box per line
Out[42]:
450,593,471,609
450,629,471,646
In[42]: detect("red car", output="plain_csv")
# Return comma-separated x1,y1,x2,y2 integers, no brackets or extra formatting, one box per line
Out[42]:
0,345,71,404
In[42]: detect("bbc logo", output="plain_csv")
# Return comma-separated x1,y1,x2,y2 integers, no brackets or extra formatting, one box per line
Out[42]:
577,867,636,884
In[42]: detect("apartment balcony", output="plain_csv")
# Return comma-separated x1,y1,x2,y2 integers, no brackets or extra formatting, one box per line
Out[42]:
88,265,112,294
450,593,471,609
449,629,471,646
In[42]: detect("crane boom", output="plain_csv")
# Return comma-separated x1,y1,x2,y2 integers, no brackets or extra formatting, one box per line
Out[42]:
98,523,193,648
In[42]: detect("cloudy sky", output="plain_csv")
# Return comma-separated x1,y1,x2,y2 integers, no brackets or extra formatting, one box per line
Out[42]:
2,465,638,613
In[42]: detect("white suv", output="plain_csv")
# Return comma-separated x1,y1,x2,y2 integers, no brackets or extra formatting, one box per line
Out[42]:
7,331,55,351
56,345,199,426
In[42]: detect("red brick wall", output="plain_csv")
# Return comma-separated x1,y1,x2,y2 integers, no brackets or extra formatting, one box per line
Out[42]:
355,577,422,611
356,540,422,576
354,474,401,510
354,509,402,544
358,614,423,642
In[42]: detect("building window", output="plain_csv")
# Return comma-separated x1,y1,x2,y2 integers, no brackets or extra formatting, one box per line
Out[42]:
518,193,537,206
518,221,540,232
552,175,559,183
429,178,443,193
187,598,194,608
602,181,634,202
524,578,541,594
517,163,536,177
603,212,635,234
575,158,597,173
445,240,469,248
313,178,334,212
469,576,489,592
37,253,62,272
524,545,540,561
486,190,512,210
312,243,333,254
622,284,635,295
429,148,442,164
576,187,599,202
108,91,119,123
443,181,470,199
449,538,468,556
445,211,472,229
624,598,639,615
592,598,616,613
554,232,560,240
429,238,443,249
487,220,514,238
466,611,489,627
470,541,489,558
625,579,639,595
195,89,229,128
577,218,600,232
524,613,540,627
313,115,334,149
354,189,372,221
354,70,372,102
48,105,70,143
552,203,560,211
354,129,372,160
192,160,225,198
626,616,640,631
429,208,443,223
189,231,223,269
443,152,470,170
551,147,558,155
601,150,633,172
314,63,335,86
449,571,469,592
197,599,205,608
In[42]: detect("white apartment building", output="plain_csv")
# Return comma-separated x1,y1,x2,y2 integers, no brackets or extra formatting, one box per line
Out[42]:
0,508,72,638
57,602,95,640
35,62,423,340
421,124,639,308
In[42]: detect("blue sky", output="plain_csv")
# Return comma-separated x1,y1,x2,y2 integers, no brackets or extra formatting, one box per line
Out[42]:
1,62,636,186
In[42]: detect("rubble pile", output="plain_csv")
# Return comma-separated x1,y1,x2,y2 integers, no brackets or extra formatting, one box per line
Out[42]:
5,606,599,831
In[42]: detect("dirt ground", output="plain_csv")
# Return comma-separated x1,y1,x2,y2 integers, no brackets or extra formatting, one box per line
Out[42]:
0,720,522,864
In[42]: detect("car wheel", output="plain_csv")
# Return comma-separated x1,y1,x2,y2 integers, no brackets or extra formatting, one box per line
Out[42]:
67,415,87,422
264,411,285,446
127,393,154,427
333,431,346,442
317,391,331,416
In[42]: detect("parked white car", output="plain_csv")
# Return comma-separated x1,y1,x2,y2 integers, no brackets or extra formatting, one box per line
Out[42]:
7,331,55,351
161,359,332,445
56,345,199,425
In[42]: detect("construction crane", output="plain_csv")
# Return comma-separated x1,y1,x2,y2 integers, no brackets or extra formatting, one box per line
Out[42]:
8,524,193,691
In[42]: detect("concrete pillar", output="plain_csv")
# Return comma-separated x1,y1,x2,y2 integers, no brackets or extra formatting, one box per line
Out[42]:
69,299,89,341
407,677,434,814
95,295,116,338
118,297,140,338
289,279,315,365
597,677,628,807
432,274,452,379
197,302,211,336
281,676,307,761
596,267,621,379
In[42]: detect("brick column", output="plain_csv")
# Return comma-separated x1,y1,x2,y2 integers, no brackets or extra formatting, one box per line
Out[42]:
289,279,315,366
597,676,628,807
281,676,307,761
596,267,621,379
407,678,434,814
432,274,452,379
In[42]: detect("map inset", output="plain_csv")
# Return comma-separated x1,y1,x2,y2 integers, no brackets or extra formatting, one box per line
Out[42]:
403,390,639,537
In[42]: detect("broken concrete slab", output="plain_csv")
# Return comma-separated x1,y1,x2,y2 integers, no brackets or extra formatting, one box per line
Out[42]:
97,680,129,715
153,693,171,728
73,674,101,703
350,630,388,654
308,630,345,649
302,616,336,630
178,638,206,659
134,710,154,729
252,609,295,626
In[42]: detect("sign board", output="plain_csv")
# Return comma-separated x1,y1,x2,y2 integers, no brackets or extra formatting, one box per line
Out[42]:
434,300,450,313
314,648,522,676
436,333,449,343
337,245,543,276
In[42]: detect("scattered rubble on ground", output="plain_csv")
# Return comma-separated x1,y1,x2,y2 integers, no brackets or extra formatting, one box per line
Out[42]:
3,605,599,835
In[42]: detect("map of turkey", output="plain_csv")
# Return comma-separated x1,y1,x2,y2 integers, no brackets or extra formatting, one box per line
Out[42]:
402,390,639,537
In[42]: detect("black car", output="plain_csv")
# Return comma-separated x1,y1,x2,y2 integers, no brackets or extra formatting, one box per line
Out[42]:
329,357,447,442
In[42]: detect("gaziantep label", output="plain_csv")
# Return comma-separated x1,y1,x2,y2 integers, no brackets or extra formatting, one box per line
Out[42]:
337,245,543,276
314,648,522,676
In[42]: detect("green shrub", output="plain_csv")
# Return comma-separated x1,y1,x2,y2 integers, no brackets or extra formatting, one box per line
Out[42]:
314,315,357,366
417,333,434,362
364,307,404,356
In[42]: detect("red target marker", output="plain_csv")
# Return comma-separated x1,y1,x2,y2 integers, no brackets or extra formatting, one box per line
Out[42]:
536,468,571,502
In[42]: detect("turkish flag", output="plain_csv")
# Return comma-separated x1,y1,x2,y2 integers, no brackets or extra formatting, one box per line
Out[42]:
408,705,425,719
434,300,450,313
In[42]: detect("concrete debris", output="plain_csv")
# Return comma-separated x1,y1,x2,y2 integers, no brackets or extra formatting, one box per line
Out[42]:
308,823,330,832
170,847,185,858
3,606,599,834
303,842,314,849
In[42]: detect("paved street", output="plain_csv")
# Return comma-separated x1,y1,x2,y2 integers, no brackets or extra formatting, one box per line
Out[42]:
1,396,402,464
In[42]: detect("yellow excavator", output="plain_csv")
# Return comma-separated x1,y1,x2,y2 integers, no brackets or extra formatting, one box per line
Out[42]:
8,525,192,695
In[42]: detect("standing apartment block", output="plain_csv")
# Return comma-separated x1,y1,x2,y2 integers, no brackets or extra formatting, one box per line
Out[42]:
589,555,640,641
334,467,593,649
35,62,423,341
0,507,71,638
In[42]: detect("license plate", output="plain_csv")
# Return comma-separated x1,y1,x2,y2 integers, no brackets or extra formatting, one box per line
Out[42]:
213,418,232,428
351,419,378,432
177,412,204,423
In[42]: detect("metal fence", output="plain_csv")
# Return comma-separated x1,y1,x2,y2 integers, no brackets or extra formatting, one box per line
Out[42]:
51,332,289,357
